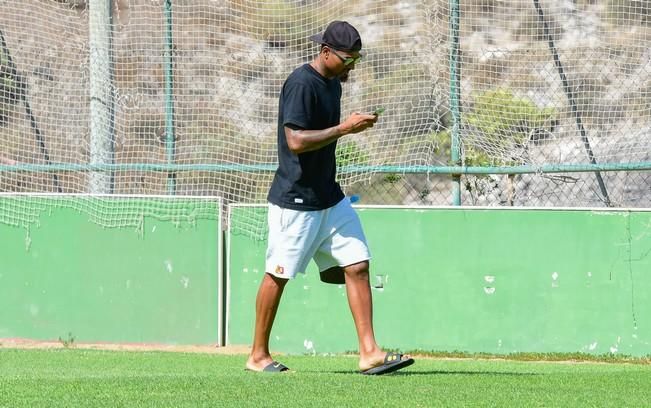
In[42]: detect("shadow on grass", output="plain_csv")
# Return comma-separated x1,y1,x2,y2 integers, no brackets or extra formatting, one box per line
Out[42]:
325,370,541,376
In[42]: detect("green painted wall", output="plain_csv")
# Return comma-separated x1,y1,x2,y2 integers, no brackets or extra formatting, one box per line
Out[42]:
228,206,651,356
0,196,221,345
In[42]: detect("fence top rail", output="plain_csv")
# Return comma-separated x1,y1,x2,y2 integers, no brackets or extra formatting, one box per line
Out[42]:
228,203,651,212
1,162,651,174
0,192,223,200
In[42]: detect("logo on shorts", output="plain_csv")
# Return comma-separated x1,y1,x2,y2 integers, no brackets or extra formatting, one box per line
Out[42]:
275,265,284,275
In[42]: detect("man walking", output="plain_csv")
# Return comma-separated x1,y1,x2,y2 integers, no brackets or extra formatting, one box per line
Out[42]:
246,21,414,375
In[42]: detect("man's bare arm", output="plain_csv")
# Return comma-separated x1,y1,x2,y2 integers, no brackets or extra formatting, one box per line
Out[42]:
285,112,377,154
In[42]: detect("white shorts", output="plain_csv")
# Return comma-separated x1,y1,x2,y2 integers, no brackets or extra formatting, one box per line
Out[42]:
266,198,371,279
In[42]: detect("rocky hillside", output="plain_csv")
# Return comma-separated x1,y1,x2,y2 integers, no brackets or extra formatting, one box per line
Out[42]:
0,0,649,206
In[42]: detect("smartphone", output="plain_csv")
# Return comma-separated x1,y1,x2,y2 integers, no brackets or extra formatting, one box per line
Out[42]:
373,107,385,116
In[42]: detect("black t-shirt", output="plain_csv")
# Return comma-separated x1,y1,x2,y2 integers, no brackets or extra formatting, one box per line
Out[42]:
267,64,345,210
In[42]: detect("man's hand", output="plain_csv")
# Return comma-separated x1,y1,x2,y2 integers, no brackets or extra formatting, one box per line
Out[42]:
337,112,378,135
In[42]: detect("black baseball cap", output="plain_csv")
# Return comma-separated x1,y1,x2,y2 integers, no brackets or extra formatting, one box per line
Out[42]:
309,21,362,52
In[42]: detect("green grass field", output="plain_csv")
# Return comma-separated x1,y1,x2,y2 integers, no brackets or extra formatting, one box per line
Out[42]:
1,349,650,407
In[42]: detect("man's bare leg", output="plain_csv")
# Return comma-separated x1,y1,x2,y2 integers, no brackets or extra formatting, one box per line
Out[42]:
246,272,288,371
342,261,398,371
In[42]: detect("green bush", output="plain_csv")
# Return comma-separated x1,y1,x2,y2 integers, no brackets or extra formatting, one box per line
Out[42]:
465,88,556,165
336,141,370,169
430,129,492,167
430,88,555,167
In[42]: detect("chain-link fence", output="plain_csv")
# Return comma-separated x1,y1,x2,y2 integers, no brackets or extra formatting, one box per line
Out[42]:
345,170,651,207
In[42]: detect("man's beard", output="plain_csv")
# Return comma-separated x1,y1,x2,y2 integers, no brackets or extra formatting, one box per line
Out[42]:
339,71,350,82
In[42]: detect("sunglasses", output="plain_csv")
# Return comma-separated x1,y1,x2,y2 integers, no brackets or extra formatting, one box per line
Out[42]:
327,46,363,66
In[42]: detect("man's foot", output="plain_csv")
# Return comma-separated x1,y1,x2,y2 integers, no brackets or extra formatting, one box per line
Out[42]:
245,360,290,373
246,356,290,373
359,349,392,371
359,352,414,375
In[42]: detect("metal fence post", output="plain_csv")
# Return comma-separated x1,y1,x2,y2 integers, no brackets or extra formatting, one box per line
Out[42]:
449,0,462,205
164,0,176,194
89,0,114,193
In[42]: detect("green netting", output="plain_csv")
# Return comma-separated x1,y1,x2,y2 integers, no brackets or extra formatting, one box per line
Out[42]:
0,1,649,237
